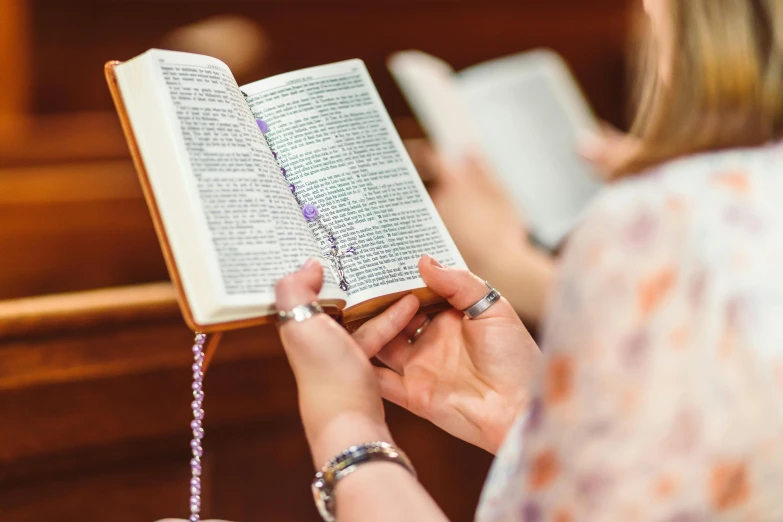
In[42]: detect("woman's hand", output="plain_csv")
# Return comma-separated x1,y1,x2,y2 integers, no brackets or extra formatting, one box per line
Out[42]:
577,122,642,177
406,141,555,325
370,255,541,454
275,259,421,466
275,260,451,522
407,140,526,278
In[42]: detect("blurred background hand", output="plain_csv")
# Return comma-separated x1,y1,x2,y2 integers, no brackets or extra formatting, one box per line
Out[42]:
578,122,642,177
406,140,555,325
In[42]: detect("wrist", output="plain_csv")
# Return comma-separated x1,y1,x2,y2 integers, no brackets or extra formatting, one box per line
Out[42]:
492,242,554,325
309,411,394,468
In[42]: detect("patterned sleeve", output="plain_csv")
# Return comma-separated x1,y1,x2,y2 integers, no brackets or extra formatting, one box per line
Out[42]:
476,172,783,522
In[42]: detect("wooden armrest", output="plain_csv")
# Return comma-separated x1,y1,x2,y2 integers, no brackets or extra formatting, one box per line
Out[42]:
0,112,130,167
0,283,180,340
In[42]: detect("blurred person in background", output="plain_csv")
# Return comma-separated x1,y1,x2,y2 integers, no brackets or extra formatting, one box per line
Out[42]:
176,0,783,521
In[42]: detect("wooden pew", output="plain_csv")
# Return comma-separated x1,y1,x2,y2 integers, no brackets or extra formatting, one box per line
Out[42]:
27,0,632,126
0,158,168,300
0,284,493,521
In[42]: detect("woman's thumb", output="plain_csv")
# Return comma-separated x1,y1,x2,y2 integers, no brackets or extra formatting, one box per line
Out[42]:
418,255,514,320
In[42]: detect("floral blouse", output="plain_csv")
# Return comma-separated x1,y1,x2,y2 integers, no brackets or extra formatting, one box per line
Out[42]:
476,142,783,522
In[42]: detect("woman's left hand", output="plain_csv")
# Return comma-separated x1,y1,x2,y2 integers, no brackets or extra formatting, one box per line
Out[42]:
275,259,420,467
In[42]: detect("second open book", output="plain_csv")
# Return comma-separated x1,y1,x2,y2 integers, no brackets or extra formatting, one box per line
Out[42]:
388,50,603,251
107,49,465,331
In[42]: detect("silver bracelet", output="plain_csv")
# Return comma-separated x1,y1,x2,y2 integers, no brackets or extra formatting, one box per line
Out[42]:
311,441,416,521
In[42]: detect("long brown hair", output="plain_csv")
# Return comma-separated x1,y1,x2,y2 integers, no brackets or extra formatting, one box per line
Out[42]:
620,0,783,175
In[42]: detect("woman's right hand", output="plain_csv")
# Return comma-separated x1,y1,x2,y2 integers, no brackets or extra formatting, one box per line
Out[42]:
369,255,541,454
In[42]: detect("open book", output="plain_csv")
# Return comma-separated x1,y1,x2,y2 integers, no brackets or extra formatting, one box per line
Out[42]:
106,49,465,332
388,49,603,251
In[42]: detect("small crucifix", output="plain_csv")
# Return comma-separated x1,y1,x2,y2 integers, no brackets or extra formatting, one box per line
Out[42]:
325,228,356,292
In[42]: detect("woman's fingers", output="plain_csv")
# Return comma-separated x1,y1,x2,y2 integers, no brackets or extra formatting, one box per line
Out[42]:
373,312,433,373
418,255,516,320
577,124,642,177
403,313,431,339
374,366,409,409
275,258,324,311
275,260,350,368
374,331,413,375
352,294,420,357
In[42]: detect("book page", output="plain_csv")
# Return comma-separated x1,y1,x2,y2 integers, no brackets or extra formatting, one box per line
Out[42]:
116,50,344,324
240,60,465,308
456,50,602,249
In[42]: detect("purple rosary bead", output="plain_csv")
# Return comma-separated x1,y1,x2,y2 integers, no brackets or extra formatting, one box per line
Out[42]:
302,204,319,222
289,183,296,193
281,167,287,177
256,119,269,134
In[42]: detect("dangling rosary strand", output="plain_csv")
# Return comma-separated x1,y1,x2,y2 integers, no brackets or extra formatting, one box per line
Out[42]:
188,332,206,522
185,117,359,521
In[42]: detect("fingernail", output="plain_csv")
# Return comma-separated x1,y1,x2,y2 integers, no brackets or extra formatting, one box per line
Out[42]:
302,258,318,270
426,255,444,269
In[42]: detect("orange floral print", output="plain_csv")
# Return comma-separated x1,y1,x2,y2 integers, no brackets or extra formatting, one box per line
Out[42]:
714,171,751,195
638,267,677,317
710,461,750,511
653,474,679,499
545,356,573,404
553,508,573,522
528,450,559,491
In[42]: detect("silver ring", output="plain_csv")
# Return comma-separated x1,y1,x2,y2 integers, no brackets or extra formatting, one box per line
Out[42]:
277,302,324,326
462,282,501,320
407,317,431,344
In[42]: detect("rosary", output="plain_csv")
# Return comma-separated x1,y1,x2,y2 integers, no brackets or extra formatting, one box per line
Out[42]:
257,118,357,291
186,118,358,521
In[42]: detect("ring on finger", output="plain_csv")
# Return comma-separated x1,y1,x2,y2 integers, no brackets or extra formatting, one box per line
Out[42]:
408,317,431,344
462,282,501,320
277,302,324,326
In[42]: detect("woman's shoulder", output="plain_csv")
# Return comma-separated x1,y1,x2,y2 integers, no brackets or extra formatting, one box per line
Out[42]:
590,141,783,218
